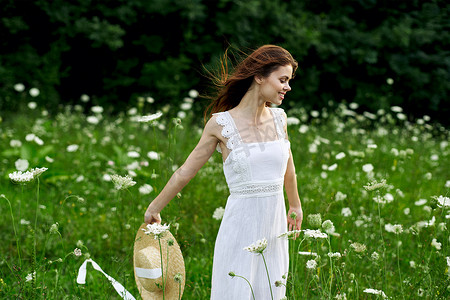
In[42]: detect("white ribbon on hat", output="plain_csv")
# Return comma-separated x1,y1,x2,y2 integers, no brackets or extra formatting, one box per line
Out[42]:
77,258,136,300
135,267,162,279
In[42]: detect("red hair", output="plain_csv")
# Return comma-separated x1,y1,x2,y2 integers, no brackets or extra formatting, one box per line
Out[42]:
203,45,298,124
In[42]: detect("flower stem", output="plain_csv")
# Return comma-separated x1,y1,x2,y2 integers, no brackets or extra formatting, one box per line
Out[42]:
158,238,165,300
1,195,22,267
261,253,274,300
234,274,256,300
397,238,404,299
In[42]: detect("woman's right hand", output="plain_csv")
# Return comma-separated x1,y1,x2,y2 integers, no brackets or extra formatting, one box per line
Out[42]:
144,204,162,224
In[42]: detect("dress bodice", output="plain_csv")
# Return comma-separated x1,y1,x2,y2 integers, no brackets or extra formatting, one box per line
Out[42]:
213,107,290,198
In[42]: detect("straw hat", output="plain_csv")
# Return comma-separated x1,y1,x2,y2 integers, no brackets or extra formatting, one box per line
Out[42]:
134,223,185,299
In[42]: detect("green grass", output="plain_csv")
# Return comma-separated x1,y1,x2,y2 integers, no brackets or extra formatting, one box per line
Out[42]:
0,99,449,299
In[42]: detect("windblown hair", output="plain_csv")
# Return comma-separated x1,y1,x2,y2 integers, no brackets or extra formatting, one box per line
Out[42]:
203,45,298,124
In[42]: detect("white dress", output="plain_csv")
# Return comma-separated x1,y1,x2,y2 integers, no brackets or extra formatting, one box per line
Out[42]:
211,107,290,300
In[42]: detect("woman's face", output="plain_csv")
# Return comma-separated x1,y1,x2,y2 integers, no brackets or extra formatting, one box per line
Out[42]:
258,64,293,105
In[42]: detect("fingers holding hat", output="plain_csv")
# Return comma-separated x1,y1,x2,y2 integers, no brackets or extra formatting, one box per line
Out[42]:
144,211,161,224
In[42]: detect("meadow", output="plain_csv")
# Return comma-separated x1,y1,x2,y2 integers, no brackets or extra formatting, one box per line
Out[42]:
0,91,449,299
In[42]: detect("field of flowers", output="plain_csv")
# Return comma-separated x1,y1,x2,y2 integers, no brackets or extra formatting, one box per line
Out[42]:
0,90,449,299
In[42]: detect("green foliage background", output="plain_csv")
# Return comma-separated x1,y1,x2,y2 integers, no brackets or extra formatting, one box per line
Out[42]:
1,0,449,124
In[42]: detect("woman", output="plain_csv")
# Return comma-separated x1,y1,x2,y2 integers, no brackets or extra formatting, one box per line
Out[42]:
144,45,303,299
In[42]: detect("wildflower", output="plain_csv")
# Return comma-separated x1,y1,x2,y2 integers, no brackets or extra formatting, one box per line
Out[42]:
362,163,374,173
67,144,79,152
415,199,427,206
364,179,387,191
363,288,388,298
74,248,82,257
86,116,100,124
31,167,47,178
409,261,416,268
371,251,379,261
147,151,160,160
306,259,317,269
28,102,37,109
137,112,163,123
243,238,267,254
14,83,25,92
327,252,342,258
111,174,136,190
127,151,140,158
212,207,225,220
29,88,40,97
9,171,34,184
335,152,346,160
386,78,394,85
10,139,22,147
49,223,59,234
91,106,104,114
307,213,322,228
431,238,441,250
328,163,338,171
25,272,35,282
335,191,347,201
298,124,309,133
289,211,297,220
335,292,347,300
142,223,170,239
228,271,236,277
341,207,352,217
128,107,138,115
20,219,30,225
350,242,367,253
298,251,318,257
385,223,403,234
435,195,450,208
446,257,450,268
286,117,300,125
139,184,153,195
76,240,84,248
188,89,199,98
278,230,302,239
322,220,335,234
80,94,90,102
102,233,109,239
303,229,328,239
180,102,192,110
275,280,283,287
15,159,29,171
417,288,424,297
174,273,183,283
45,156,54,163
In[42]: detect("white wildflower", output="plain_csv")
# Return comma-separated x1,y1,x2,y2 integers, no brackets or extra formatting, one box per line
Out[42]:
180,102,192,110
67,144,79,152
278,230,302,239
327,252,341,258
335,152,346,160
28,102,37,109
25,272,35,282
414,199,427,206
385,223,403,234
212,207,225,220
31,167,47,177
328,163,338,171
350,242,367,253
80,94,90,102
363,288,388,298
341,207,352,217
139,184,153,195
91,106,104,114
188,89,199,98
431,238,441,250
371,251,379,261
142,223,170,239
298,124,309,133
243,238,267,254
9,171,34,183
15,159,29,171
386,78,394,85
435,195,450,208
391,106,402,113
127,151,140,158
286,117,300,125
322,220,335,234
29,88,40,97
20,219,31,225
14,83,25,92
335,191,347,201
73,248,82,257
306,259,317,269
147,151,160,160
298,251,318,257
303,229,328,239
10,139,22,147
362,163,374,173
111,174,136,190
364,179,386,191
86,116,100,124
137,112,163,123
128,107,138,115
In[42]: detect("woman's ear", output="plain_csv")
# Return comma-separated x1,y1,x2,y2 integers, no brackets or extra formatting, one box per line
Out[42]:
254,74,264,85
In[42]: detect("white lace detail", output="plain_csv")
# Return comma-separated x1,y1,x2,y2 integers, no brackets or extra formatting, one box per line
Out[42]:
229,180,284,197
270,108,286,140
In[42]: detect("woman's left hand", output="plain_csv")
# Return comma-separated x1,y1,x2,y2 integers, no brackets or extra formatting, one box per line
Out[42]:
287,206,303,232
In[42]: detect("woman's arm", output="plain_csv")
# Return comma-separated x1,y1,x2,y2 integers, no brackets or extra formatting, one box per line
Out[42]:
282,111,303,231
144,116,220,224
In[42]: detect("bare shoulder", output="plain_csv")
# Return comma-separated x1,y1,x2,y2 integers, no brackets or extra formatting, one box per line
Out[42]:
202,114,223,141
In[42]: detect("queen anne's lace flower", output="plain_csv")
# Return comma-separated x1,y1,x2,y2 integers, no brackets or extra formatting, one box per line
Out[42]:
435,195,450,208
31,167,48,177
73,248,82,257
212,207,225,220
142,223,170,239
306,259,317,269
9,171,35,183
327,252,342,258
364,179,387,191
303,229,328,239
243,238,267,254
363,288,388,299
111,174,136,190
137,112,163,123
278,230,302,239
350,242,367,253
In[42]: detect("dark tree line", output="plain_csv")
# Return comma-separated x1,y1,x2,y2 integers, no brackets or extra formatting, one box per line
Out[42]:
1,0,448,124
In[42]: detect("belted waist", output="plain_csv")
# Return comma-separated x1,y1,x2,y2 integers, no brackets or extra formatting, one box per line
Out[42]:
228,179,284,198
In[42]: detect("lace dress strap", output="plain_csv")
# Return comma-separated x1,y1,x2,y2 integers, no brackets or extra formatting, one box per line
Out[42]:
212,112,243,153
269,107,287,140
